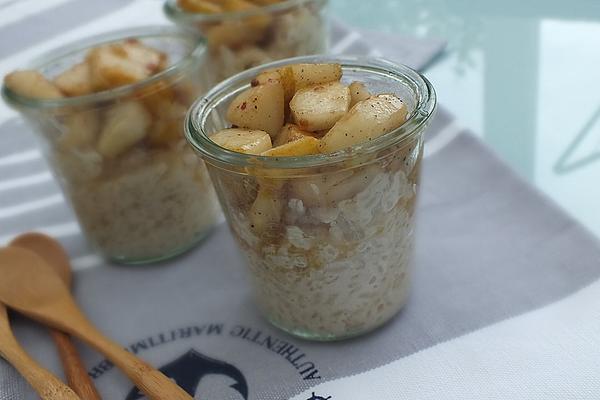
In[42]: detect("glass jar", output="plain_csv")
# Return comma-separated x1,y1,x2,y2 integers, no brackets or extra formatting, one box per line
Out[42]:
2,27,221,264
185,56,437,340
164,0,329,83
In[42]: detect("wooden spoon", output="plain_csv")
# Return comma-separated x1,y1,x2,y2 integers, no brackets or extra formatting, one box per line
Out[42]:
11,233,101,400
0,247,193,400
0,303,80,399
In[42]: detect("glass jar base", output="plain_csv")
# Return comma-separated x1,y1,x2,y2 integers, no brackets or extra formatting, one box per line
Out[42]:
265,305,406,342
103,225,217,266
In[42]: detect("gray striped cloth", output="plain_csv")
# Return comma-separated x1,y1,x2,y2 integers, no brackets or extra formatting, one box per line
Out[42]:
2,1,600,400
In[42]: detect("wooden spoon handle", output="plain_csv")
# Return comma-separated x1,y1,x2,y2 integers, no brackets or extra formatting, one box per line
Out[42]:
50,329,102,400
81,329,191,400
64,311,192,400
0,332,80,399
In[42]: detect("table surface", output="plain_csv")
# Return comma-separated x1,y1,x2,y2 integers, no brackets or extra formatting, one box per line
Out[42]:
332,0,600,238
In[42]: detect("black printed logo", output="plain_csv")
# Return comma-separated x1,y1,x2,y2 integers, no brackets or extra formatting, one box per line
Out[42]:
307,392,332,400
125,349,248,400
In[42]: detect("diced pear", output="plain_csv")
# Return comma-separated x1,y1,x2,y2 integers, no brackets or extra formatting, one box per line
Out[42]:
253,68,295,118
140,93,178,119
321,164,381,203
250,0,282,4
60,110,100,149
279,67,296,104
291,63,342,90
205,1,270,48
221,174,259,209
313,129,329,138
97,101,151,158
54,62,93,97
4,70,63,99
290,169,353,207
290,165,381,207
256,65,296,104
136,80,178,116
349,81,371,107
177,0,223,12
206,21,267,48
262,135,320,157
223,0,256,11
210,128,272,154
226,81,284,138
290,81,350,132
223,0,272,28
320,94,408,153
87,46,150,90
148,102,188,146
86,41,166,91
273,123,313,147
250,185,284,236
252,70,281,87
121,39,168,73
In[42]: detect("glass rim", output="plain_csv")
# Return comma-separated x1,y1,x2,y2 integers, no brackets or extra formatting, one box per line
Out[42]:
1,25,206,110
164,0,326,24
185,55,437,170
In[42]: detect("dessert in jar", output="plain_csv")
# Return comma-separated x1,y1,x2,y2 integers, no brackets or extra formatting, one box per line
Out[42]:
186,56,436,340
2,27,221,264
164,0,329,82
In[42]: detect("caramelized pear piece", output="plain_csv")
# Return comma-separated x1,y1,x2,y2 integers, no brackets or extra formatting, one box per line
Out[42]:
210,128,272,154
177,0,223,13
349,81,371,107
226,81,284,138
87,46,149,90
250,185,284,235
261,66,295,103
273,123,314,147
290,165,381,207
97,101,151,158
262,136,320,157
54,62,93,97
120,40,168,73
148,102,188,146
290,82,350,132
250,0,282,4
290,63,342,90
4,70,63,99
320,94,407,153
60,111,100,149
87,41,166,90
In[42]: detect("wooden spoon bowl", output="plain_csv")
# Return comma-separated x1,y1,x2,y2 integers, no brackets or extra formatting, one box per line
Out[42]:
0,247,192,400
11,233,101,400
11,233,71,285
